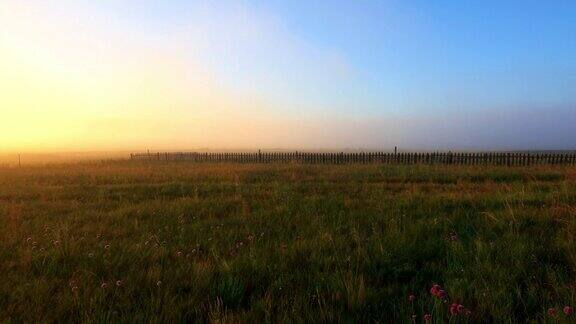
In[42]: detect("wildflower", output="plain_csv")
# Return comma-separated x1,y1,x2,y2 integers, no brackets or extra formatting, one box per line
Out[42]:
564,306,574,316
53,240,60,246
450,303,459,315
449,232,459,241
88,252,94,258
437,289,447,299
430,284,440,296
156,280,162,287
104,244,110,250
548,307,557,317
424,314,432,322
116,280,123,287
408,294,416,303
26,237,32,243
457,304,465,313
101,282,108,289
176,251,182,257
449,303,465,315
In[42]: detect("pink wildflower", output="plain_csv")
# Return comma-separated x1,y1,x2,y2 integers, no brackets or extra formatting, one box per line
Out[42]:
457,304,465,313
548,308,557,317
450,303,459,315
430,284,440,296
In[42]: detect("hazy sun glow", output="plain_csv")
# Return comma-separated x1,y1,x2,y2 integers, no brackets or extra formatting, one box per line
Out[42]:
0,1,289,152
1,0,575,154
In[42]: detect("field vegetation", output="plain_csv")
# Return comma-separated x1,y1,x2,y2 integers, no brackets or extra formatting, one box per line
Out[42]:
1,162,575,322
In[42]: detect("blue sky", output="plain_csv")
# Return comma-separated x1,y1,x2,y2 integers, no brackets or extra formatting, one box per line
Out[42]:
1,0,575,151
250,0,576,113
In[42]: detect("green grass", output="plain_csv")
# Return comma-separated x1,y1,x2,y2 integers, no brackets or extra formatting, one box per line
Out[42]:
1,162,575,323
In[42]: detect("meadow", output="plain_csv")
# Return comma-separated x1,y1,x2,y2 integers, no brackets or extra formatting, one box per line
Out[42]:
0,161,575,323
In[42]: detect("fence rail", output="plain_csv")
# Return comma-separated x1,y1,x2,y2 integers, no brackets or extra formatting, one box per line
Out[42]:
130,151,576,166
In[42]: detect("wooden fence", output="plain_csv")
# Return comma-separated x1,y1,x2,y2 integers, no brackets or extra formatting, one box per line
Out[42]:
130,151,576,166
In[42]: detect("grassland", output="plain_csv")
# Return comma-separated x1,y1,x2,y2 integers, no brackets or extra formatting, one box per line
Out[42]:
1,162,575,323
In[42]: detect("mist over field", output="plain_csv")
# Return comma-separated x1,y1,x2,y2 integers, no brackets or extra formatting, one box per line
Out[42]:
1,105,575,162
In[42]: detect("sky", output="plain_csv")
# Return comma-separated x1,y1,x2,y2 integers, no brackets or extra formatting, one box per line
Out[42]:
1,0,575,153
